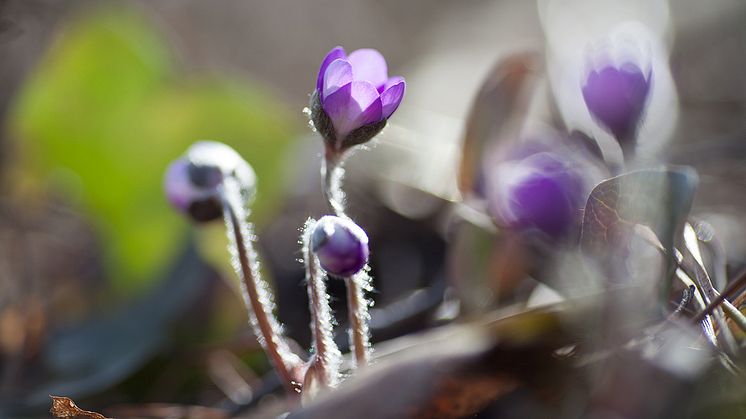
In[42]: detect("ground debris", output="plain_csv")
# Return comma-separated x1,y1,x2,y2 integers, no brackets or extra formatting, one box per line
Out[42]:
50,396,110,419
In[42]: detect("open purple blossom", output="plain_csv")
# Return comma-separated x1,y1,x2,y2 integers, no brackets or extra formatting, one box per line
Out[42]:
310,46,405,150
310,215,369,277
164,141,256,222
582,62,651,148
485,145,586,239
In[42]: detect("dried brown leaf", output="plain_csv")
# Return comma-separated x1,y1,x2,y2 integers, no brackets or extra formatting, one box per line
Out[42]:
458,51,543,194
50,396,110,419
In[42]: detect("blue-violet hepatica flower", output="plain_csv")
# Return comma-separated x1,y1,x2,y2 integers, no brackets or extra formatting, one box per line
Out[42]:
311,46,405,150
164,141,256,222
311,215,370,277
582,62,651,149
486,147,585,240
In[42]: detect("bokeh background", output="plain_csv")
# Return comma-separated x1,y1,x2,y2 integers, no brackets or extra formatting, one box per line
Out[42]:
0,0,745,417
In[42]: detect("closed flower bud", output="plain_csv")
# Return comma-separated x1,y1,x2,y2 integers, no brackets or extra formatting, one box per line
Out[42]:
310,215,369,277
164,141,256,222
582,62,651,148
485,143,586,240
310,46,405,151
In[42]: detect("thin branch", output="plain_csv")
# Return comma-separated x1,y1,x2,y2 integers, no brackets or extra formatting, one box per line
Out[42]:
693,268,746,323
682,224,738,354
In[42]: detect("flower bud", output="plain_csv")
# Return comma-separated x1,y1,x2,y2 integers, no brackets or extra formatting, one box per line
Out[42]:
582,62,651,147
164,141,256,222
310,215,369,277
485,143,587,240
310,46,405,152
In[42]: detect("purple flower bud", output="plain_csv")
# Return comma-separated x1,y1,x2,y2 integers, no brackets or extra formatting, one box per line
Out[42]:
486,146,586,239
310,215,369,277
310,46,405,150
164,141,256,222
582,62,651,147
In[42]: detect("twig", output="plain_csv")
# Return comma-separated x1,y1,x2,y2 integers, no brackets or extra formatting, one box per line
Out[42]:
682,224,738,354
693,268,746,323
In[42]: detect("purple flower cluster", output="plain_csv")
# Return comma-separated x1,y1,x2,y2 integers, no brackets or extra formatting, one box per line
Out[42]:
310,215,370,277
311,46,405,150
582,62,651,146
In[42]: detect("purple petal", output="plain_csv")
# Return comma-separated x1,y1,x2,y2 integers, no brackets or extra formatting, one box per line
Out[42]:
323,80,383,138
358,95,383,126
164,159,196,212
380,77,405,119
316,46,346,94
348,49,388,90
322,59,353,101
582,63,651,142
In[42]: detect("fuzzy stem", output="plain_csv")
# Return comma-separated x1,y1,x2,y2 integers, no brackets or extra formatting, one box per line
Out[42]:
321,151,346,216
303,222,342,389
345,272,372,368
321,146,373,369
222,187,303,397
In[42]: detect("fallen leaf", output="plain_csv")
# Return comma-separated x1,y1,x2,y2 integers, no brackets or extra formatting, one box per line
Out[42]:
50,396,110,419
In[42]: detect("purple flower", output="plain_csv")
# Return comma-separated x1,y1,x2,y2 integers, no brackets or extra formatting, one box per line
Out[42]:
582,62,651,146
486,146,586,239
164,141,256,222
310,215,370,277
311,46,405,149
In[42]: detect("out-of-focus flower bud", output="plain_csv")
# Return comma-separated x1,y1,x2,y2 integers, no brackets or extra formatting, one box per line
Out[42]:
310,46,405,152
540,7,678,164
582,60,651,151
484,141,588,240
164,141,256,222
310,215,370,277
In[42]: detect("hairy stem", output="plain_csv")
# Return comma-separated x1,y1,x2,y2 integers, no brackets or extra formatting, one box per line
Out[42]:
321,152,346,216
345,272,372,368
320,146,373,369
223,189,303,396
303,221,342,389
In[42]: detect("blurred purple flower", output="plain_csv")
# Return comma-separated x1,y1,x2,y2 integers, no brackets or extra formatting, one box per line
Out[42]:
311,215,369,277
582,62,651,145
164,141,256,222
312,46,405,147
486,145,586,239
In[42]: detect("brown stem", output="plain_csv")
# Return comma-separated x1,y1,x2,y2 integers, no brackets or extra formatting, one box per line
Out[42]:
225,202,303,396
345,275,370,368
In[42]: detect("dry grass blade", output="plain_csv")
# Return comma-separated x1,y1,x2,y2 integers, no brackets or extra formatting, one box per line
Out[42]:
693,268,746,323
